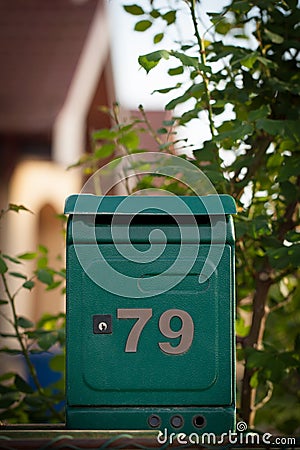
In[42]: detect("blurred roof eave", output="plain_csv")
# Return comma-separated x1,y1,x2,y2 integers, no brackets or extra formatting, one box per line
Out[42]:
0,0,108,136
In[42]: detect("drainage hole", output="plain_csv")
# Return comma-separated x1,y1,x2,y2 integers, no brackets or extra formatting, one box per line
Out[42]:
148,414,161,428
193,414,206,429
170,415,184,429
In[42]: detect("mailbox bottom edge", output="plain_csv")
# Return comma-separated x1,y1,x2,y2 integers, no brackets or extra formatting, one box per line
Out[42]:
66,405,235,435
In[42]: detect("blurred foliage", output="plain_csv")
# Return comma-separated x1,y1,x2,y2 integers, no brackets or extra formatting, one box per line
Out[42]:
0,204,65,423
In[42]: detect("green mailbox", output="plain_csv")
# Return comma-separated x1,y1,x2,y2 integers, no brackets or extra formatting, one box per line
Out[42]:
64,194,236,434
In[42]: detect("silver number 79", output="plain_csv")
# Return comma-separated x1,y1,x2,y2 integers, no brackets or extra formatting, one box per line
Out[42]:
117,308,194,355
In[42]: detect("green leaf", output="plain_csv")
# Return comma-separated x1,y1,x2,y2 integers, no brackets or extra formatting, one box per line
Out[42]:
0,256,8,274
25,329,48,339
123,4,144,15
18,252,37,260
248,105,271,121
37,312,65,329
236,316,250,337
14,375,34,394
150,9,160,18
38,332,59,351
154,33,164,44
278,156,300,181
157,128,168,135
138,57,158,73
266,152,284,169
168,66,184,76
0,382,16,395
285,231,300,243
37,256,48,269
23,280,35,290
268,358,286,384
233,33,248,40
215,19,232,35
94,143,115,159
267,247,291,270
0,348,23,354
202,168,225,183
158,142,173,150
17,316,34,329
2,254,21,265
38,245,48,255
37,269,53,286
264,28,284,44
165,83,204,110
230,0,252,13
179,108,200,124
134,20,152,32
92,129,117,140
250,370,259,388
256,56,278,69
165,94,191,111
8,204,33,214
256,118,286,135
46,280,62,291
171,51,202,70
234,220,249,239
194,142,218,162
9,272,27,280
0,392,20,408
239,304,252,312
57,328,66,345
246,348,268,369
118,131,139,150
216,123,253,142
23,395,45,408
49,353,65,373
0,300,8,305
138,50,169,73
56,268,66,279
153,83,181,94
278,352,299,368
0,372,16,382
162,10,176,25
240,53,258,69
163,119,176,127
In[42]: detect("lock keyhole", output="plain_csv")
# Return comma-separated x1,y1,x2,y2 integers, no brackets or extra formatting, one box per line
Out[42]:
98,322,108,331
93,315,112,334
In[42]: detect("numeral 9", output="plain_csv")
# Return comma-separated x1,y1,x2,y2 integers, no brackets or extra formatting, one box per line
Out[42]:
158,309,194,355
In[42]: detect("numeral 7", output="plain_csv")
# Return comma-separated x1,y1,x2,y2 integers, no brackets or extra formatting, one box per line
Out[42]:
117,308,152,352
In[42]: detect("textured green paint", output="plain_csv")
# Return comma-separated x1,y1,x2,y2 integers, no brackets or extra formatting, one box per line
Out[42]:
65,195,236,433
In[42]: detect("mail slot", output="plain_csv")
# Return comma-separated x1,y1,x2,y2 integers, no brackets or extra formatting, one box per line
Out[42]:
64,194,236,434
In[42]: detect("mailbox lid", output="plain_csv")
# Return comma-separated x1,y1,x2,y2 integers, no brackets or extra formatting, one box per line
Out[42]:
65,195,236,245
64,194,236,216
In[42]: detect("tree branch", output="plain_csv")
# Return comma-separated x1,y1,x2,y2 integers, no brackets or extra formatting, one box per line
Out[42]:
189,0,216,137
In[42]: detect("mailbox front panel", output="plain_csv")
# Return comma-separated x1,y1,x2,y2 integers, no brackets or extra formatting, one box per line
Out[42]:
67,243,233,407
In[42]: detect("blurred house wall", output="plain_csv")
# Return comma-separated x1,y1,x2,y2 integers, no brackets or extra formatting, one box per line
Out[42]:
0,0,114,328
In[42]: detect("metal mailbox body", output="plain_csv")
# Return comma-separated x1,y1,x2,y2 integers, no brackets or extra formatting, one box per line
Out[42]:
65,194,236,434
